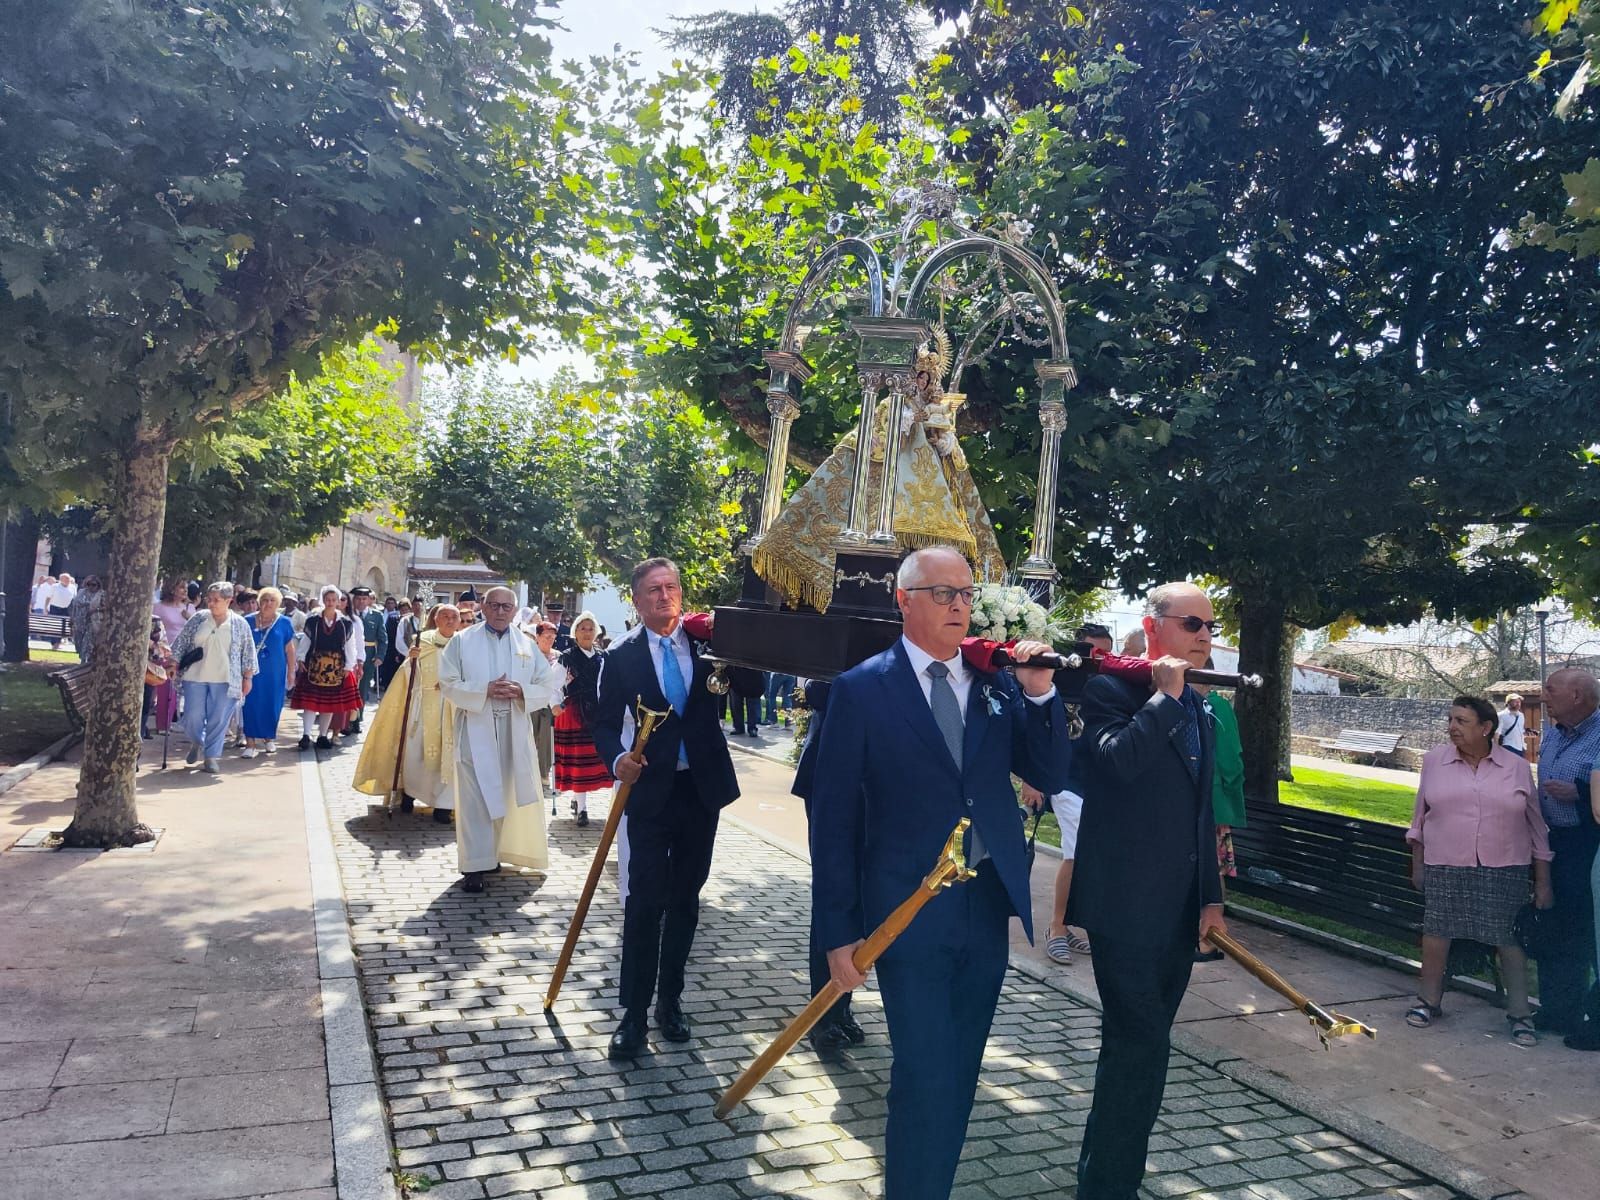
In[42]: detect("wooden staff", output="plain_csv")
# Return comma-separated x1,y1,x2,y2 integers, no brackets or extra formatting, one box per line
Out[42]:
386,648,420,813
543,698,669,1011
714,818,977,1120
1205,928,1376,1049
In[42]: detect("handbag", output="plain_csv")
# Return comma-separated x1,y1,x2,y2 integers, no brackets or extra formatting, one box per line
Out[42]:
177,646,204,672
144,663,168,686
1513,903,1562,960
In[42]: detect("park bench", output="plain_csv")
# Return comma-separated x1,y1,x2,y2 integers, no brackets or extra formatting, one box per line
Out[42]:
46,663,94,732
1229,797,1422,943
27,614,71,643
1316,728,1402,761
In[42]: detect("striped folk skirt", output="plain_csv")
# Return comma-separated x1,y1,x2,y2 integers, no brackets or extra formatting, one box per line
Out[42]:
553,704,612,794
1422,864,1529,945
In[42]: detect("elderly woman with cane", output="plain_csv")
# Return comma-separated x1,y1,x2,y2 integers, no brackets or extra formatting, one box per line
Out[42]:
1406,695,1553,1044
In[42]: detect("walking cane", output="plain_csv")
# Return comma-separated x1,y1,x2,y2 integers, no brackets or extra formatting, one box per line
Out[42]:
1205,928,1376,1048
543,698,670,1011
714,817,978,1120
385,650,420,815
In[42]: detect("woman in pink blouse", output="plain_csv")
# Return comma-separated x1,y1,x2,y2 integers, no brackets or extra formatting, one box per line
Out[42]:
1406,695,1553,1044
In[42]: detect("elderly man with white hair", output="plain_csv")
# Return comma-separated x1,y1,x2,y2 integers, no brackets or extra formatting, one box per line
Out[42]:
1535,667,1600,1040
438,586,564,892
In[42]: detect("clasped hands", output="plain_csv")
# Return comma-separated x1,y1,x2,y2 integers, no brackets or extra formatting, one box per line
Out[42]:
486,674,523,702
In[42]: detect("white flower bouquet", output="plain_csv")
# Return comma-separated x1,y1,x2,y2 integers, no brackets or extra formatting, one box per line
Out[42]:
969,584,1049,645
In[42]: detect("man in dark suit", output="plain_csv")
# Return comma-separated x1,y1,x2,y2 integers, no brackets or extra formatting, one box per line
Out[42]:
790,678,863,1059
1067,582,1227,1200
592,557,740,1061
811,546,1071,1199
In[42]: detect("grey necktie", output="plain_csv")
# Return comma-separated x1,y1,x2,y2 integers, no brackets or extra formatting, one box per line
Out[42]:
926,661,964,768
927,660,986,863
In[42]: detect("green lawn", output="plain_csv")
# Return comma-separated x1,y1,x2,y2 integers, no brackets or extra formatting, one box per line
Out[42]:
0,659,76,768
1024,765,1415,850
1278,766,1416,827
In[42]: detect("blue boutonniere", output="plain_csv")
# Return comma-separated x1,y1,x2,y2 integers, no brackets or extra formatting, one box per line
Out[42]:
983,683,1002,717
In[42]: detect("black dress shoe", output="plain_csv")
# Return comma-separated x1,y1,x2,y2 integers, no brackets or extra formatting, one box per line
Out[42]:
432,808,453,825
460,871,487,893
835,1014,866,1045
655,999,692,1043
808,1022,853,1060
298,735,312,750
314,735,334,750
399,794,415,814
577,810,590,827
609,1013,648,1061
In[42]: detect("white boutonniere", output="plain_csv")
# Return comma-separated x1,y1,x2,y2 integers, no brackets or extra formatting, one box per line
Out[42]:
983,683,1003,717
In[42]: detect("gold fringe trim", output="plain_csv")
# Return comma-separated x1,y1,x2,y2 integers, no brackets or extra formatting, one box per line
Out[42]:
751,541,838,614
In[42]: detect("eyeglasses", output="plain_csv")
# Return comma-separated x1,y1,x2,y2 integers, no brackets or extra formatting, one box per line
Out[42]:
903,585,977,606
484,601,517,612
1160,614,1221,635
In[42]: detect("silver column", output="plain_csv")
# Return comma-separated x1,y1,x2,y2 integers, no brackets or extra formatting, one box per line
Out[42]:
1019,360,1078,591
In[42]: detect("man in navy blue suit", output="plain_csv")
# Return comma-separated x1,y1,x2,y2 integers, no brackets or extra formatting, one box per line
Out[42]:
810,546,1072,1199
593,558,740,1062
1067,582,1227,1200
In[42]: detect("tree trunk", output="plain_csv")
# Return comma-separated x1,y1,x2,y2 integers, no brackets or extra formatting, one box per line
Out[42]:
60,419,173,848
2,506,40,664
1235,597,1295,804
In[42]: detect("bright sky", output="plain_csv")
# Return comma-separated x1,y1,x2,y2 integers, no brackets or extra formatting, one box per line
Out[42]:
547,0,781,72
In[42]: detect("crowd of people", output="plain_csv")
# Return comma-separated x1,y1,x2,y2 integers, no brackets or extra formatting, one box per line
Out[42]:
25,551,1600,1200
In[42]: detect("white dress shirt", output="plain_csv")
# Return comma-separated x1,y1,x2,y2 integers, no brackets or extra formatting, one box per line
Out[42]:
899,636,1057,718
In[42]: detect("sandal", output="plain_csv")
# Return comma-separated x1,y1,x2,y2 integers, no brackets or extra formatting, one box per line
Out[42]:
1045,935,1073,965
1405,998,1443,1028
1507,1014,1538,1047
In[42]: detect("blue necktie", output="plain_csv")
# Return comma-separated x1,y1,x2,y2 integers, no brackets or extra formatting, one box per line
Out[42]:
1180,689,1202,781
660,635,689,766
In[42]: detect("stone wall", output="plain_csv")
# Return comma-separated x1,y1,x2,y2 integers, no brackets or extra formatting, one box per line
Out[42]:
1290,693,1450,757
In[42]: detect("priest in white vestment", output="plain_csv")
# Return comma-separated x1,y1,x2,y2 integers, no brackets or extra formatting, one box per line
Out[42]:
438,587,564,891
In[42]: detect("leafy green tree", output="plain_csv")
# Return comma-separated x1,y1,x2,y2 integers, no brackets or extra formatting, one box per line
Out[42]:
0,0,620,845
160,339,409,581
665,0,928,132
398,370,742,606
1520,0,1600,256
937,1,1600,798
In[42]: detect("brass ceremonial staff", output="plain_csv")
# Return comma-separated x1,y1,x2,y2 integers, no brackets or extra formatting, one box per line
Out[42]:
544,699,670,1011
713,817,977,1120
1205,928,1376,1049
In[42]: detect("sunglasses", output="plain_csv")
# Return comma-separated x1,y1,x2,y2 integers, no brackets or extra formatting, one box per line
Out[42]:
1160,614,1221,635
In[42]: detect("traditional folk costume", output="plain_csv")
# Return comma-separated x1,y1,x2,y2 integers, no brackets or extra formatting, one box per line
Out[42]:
292,609,362,743
352,627,458,812
554,631,611,821
438,621,563,880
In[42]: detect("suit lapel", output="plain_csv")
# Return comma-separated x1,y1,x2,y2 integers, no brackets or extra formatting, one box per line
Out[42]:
629,631,670,715
962,675,992,768
884,643,961,777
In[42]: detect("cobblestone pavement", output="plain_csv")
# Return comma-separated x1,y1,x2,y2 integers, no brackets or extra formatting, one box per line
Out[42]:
318,750,1463,1200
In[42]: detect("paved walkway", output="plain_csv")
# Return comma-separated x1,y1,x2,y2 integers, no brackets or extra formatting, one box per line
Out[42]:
320,745,1487,1200
0,735,335,1200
